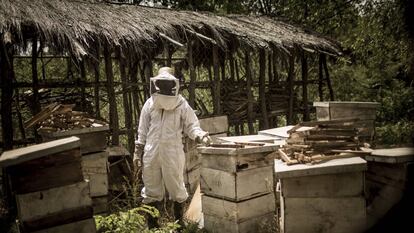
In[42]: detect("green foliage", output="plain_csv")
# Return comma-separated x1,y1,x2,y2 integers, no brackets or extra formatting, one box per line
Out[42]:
375,119,414,146
95,205,180,233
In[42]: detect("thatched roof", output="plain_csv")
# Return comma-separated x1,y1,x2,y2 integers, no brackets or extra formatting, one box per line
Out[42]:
0,0,341,57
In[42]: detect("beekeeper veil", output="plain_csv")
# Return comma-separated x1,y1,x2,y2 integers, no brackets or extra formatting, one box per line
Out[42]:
150,67,181,110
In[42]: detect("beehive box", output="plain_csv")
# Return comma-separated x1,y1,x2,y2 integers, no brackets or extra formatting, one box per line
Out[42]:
313,102,379,142
39,125,109,154
81,151,108,197
199,145,277,201
199,145,278,233
275,157,367,233
365,147,414,229
0,137,96,233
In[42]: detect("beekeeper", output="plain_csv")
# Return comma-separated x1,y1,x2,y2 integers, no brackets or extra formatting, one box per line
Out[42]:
133,67,211,229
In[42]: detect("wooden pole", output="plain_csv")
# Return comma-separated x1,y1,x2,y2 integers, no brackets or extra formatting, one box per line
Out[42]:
318,54,324,101
93,44,101,118
144,60,153,99
229,49,235,81
164,43,172,67
79,59,87,112
259,49,269,129
117,48,134,154
301,52,310,121
0,38,14,150
188,40,196,108
31,37,41,115
15,89,26,145
129,60,140,124
103,44,120,145
212,45,221,115
322,54,335,101
244,51,255,134
272,49,279,84
287,53,295,125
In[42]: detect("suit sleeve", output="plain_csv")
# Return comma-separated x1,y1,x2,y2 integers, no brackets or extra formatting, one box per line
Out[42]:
135,99,151,146
182,102,208,140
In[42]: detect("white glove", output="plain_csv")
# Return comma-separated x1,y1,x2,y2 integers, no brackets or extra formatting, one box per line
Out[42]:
197,135,212,146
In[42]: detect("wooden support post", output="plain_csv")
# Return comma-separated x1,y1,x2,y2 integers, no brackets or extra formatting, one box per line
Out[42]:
229,49,235,81
301,52,310,121
129,60,140,124
117,48,134,154
272,49,279,84
144,60,153,99
220,51,226,81
259,49,269,130
0,38,14,150
268,50,273,84
164,43,172,67
318,54,324,101
188,40,196,108
103,44,119,145
79,60,87,112
31,37,41,115
244,51,255,134
15,90,26,145
287,54,295,125
322,54,334,101
235,58,240,82
212,45,221,115
93,44,101,118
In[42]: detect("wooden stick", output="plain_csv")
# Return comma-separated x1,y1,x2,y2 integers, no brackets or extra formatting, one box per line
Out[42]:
159,33,184,47
278,149,299,165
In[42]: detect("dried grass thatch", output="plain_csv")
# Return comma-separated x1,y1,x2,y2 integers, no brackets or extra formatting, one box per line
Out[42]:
0,0,341,58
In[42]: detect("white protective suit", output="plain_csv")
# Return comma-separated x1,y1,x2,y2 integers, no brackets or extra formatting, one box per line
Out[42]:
136,94,208,204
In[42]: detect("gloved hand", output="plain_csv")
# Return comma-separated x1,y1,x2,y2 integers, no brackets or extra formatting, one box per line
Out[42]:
133,144,145,169
197,134,212,146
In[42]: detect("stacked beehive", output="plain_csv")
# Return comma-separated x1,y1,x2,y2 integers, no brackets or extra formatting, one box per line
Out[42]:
184,115,228,194
0,137,96,233
279,118,364,165
275,157,367,233
198,144,278,233
32,104,110,215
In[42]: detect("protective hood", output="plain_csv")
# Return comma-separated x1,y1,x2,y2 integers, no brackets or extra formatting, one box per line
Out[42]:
150,70,181,110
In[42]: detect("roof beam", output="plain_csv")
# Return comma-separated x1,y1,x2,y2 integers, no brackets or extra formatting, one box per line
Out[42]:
186,29,217,45
159,33,184,47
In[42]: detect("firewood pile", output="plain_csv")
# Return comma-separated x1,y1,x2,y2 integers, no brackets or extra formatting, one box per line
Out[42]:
24,102,108,133
279,118,370,165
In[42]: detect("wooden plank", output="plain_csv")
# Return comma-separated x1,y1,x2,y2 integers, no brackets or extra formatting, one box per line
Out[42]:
282,197,366,233
40,125,109,138
42,131,108,154
366,147,414,163
83,173,108,197
202,193,275,222
0,137,80,167
274,157,367,179
198,144,279,155
218,134,279,144
199,115,229,135
105,145,130,157
201,166,273,201
22,206,93,232
281,172,364,198
203,212,274,233
81,151,108,175
16,181,92,221
32,218,96,233
201,152,275,173
313,101,379,121
8,148,83,194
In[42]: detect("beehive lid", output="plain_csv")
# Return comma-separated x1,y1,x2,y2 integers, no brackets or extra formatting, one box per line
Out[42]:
198,144,279,155
313,101,380,108
366,147,414,163
275,157,367,178
0,136,80,167
40,125,110,137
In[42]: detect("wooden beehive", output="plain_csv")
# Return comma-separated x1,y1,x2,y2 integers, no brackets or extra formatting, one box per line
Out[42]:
0,137,96,233
39,125,109,154
313,102,379,142
364,147,414,229
198,144,278,233
275,157,367,233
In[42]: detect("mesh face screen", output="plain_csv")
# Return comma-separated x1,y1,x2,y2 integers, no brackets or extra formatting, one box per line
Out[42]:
150,79,177,96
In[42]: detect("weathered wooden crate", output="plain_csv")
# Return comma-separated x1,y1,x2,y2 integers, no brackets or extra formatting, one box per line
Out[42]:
202,193,275,233
275,157,367,233
365,147,414,229
16,181,92,222
313,101,379,142
0,137,84,194
201,166,274,201
81,151,108,197
31,218,96,233
39,125,109,154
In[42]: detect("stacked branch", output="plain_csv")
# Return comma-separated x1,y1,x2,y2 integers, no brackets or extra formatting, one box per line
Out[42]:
25,102,108,134
279,118,367,165
221,80,258,122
